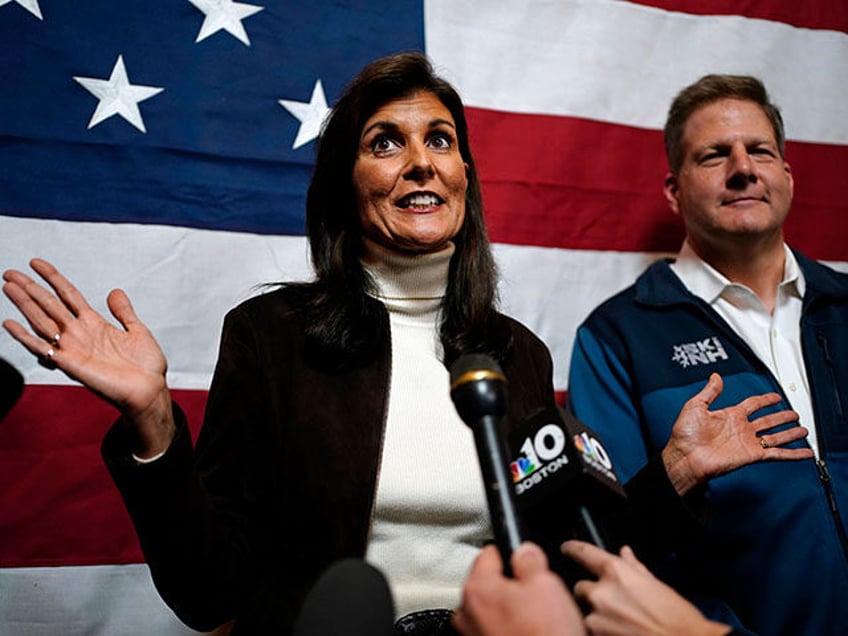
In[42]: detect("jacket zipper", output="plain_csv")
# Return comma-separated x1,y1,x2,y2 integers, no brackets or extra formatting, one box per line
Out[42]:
816,332,845,423
816,459,848,558
694,303,848,560
812,332,848,558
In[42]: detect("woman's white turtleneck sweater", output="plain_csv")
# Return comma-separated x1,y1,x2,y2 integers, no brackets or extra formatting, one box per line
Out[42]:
362,239,490,619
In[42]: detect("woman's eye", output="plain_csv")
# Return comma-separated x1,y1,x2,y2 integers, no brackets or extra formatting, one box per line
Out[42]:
370,135,399,153
429,133,453,149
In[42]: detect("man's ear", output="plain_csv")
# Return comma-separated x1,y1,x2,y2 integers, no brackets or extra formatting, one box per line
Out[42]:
663,172,681,215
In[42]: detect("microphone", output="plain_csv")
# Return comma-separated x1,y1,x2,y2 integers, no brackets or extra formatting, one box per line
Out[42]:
0,357,24,421
506,405,628,585
293,558,395,636
450,353,525,576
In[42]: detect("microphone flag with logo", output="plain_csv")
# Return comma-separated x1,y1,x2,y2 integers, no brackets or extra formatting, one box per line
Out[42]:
507,405,629,585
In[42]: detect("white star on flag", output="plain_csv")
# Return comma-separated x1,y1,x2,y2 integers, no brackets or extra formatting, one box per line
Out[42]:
278,79,330,149
0,0,42,20
73,56,164,133
188,0,264,46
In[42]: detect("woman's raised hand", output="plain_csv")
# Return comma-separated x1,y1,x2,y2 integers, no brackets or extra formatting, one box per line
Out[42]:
3,258,175,457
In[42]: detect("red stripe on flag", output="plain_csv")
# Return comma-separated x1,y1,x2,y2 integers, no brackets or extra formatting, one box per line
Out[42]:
0,385,207,567
627,0,848,33
0,384,562,565
469,107,848,261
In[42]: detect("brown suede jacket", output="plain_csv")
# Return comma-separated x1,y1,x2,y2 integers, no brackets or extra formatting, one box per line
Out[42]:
102,286,558,635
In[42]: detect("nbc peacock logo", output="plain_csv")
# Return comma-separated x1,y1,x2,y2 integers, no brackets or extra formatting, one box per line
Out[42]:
572,431,617,481
510,455,537,482
510,422,567,483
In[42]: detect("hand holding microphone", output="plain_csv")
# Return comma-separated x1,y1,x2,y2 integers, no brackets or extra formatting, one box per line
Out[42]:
455,541,732,636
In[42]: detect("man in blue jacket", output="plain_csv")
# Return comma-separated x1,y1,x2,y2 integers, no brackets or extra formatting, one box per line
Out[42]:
568,74,848,635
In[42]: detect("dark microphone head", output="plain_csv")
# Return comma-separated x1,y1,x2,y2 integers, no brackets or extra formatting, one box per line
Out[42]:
293,559,394,636
449,353,507,424
0,357,24,421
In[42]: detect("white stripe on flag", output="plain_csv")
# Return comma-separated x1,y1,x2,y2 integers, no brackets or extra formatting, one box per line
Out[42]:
0,217,660,391
4,218,846,392
1,217,313,390
0,565,212,635
425,0,848,144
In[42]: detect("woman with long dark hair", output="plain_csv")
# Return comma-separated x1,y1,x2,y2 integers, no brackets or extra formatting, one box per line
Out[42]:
3,52,556,634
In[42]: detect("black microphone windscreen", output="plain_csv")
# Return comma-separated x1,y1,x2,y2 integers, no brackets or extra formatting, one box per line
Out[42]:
449,352,502,383
449,354,507,423
293,559,395,636
0,357,24,421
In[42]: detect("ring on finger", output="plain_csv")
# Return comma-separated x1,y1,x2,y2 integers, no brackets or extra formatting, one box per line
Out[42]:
51,333,61,347
38,346,57,370
760,437,770,449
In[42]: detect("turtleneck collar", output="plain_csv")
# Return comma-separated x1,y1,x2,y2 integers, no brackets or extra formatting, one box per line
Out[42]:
361,238,454,303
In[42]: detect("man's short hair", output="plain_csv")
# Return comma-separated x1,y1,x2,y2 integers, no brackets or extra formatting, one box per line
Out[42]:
663,74,785,172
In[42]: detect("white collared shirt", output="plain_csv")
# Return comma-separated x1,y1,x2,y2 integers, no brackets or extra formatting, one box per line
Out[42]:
670,242,818,456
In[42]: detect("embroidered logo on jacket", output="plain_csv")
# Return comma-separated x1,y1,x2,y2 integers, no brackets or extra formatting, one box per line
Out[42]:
672,337,728,368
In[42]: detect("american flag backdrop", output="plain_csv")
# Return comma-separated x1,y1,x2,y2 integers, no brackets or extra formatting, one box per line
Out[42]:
1,1,846,633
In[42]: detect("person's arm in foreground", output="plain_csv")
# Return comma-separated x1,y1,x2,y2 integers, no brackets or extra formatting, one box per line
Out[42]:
563,540,732,636
453,543,585,636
